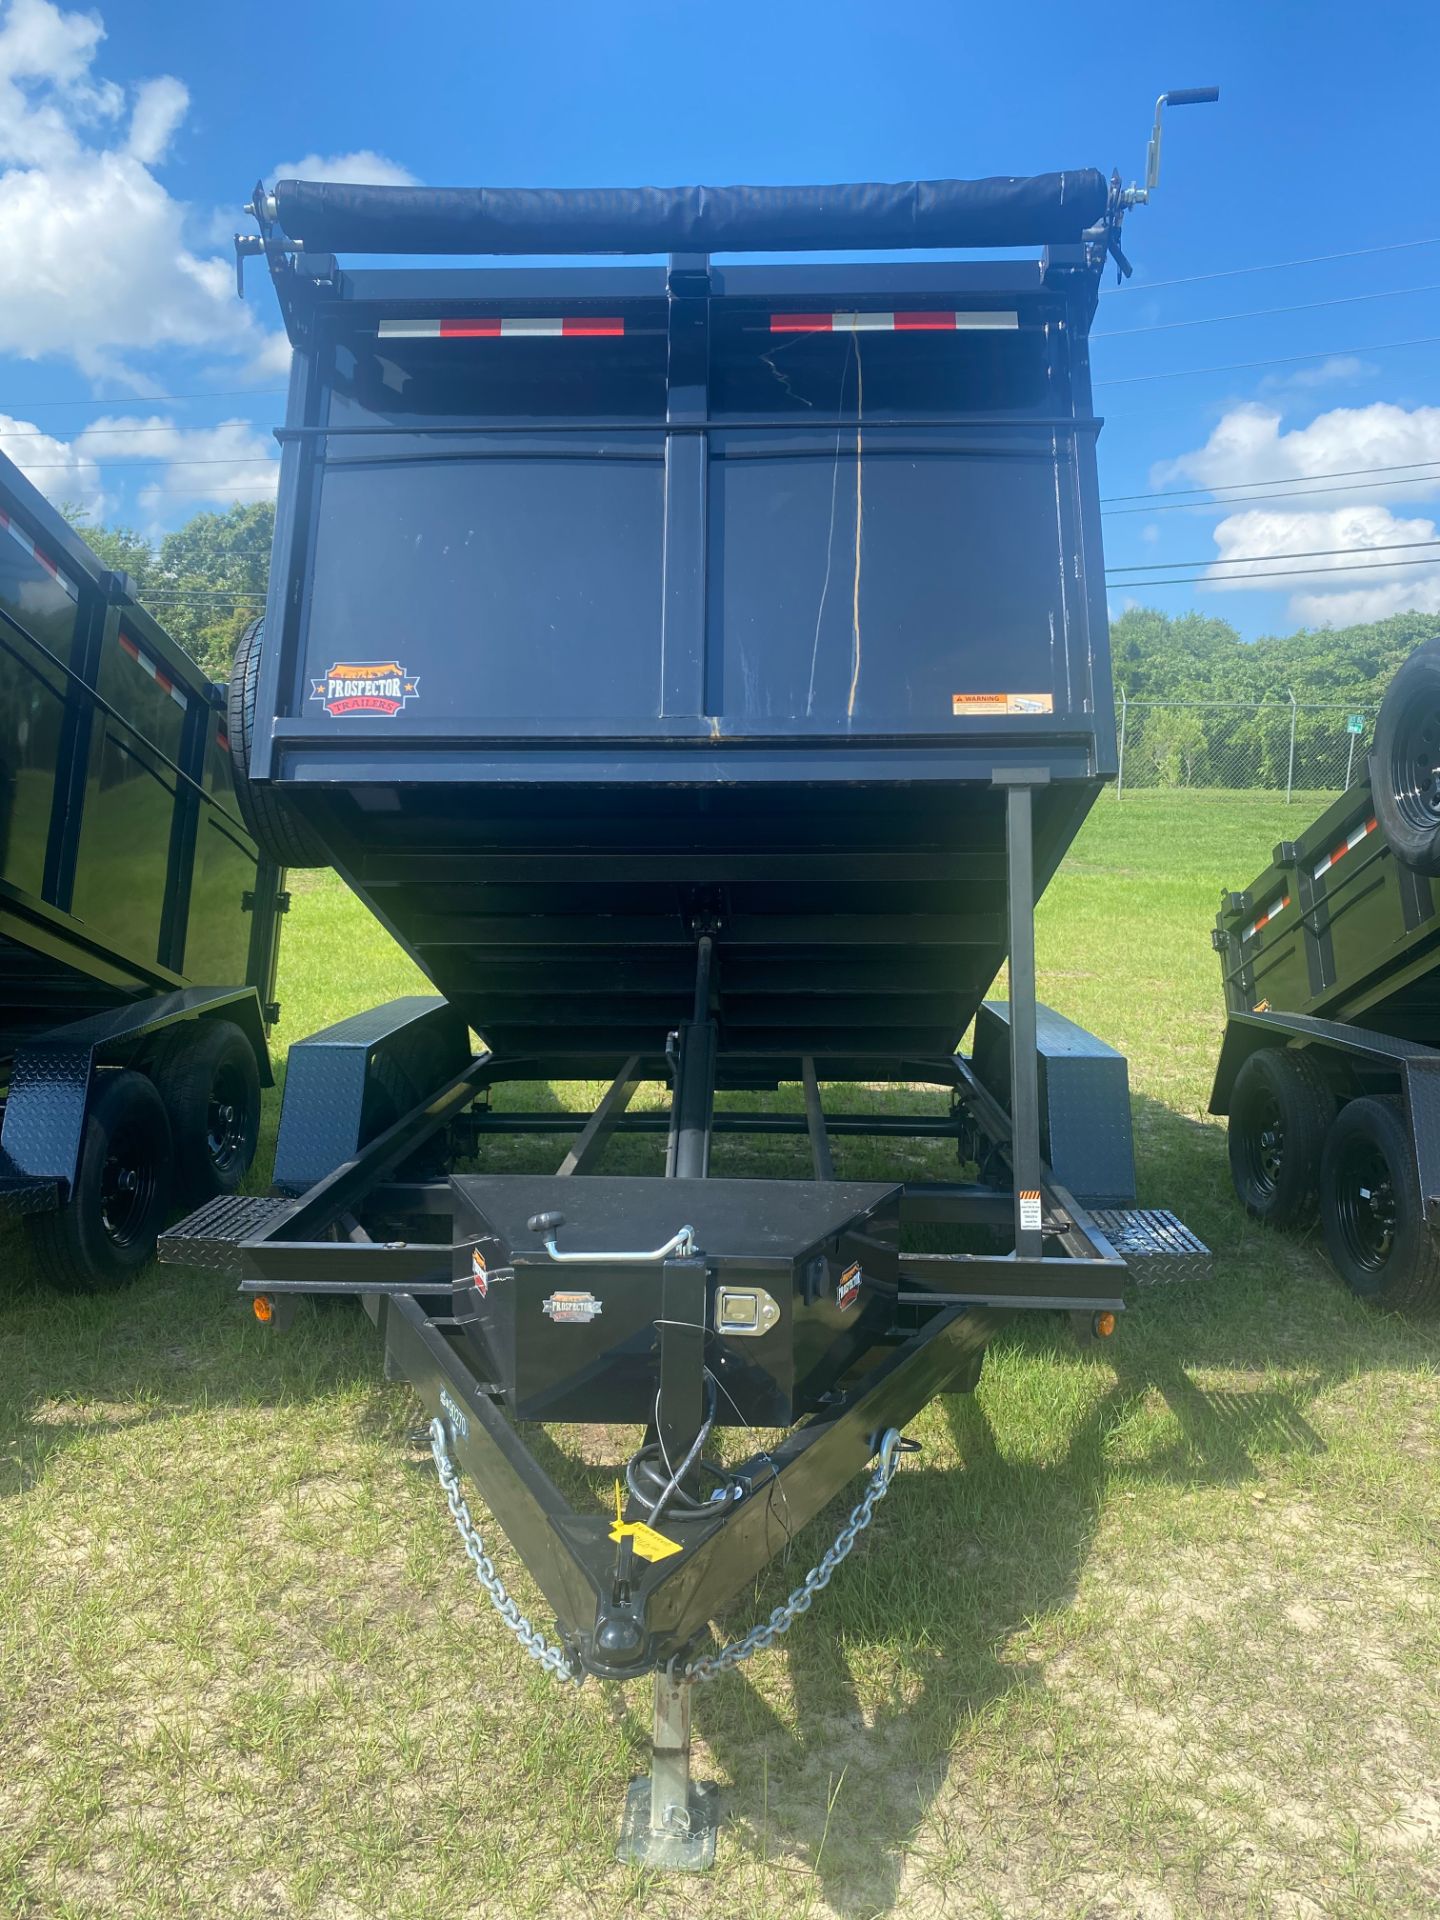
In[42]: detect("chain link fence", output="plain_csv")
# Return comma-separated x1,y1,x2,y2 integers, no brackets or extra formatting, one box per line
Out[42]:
1115,695,1374,799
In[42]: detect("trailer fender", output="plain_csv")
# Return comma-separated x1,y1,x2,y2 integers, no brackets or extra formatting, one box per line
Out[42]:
0,986,273,1195
271,995,471,1194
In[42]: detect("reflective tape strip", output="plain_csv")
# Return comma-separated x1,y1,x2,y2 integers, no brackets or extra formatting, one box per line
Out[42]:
378,316,625,339
1313,816,1378,878
768,310,1019,333
118,630,187,709
1242,894,1291,941
0,507,79,601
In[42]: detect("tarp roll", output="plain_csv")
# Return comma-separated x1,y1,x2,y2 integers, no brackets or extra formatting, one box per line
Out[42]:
271,172,1109,257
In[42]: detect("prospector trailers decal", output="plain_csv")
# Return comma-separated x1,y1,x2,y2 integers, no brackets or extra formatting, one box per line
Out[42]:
311,659,419,718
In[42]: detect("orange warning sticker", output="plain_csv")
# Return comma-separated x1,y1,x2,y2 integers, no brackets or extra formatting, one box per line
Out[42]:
952,692,1055,717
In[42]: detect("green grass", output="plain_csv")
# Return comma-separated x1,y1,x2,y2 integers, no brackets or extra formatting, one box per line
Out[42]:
2,790,1438,1920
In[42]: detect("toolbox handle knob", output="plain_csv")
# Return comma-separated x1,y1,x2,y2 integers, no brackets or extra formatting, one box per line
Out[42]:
528,1211,566,1235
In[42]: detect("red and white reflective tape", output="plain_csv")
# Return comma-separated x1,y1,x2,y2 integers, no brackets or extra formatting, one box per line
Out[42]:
378,315,625,340
1242,894,1291,941
118,630,187,709
768,310,1019,334
0,507,78,602
1313,816,1379,879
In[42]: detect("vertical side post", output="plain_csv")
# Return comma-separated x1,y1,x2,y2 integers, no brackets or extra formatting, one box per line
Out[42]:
660,253,711,719
999,777,1045,1258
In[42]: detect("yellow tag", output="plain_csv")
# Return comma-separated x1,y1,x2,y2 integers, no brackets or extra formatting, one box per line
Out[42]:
609,1520,683,1562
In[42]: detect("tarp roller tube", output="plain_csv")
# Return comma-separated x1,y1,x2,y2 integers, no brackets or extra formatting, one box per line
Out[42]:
270,172,1110,257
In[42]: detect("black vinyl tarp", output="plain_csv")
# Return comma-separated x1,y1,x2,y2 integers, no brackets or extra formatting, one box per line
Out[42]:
271,172,1109,257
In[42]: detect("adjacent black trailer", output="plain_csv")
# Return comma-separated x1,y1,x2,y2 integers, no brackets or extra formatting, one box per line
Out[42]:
0,454,284,1288
164,124,1215,1869
1212,637,1440,1309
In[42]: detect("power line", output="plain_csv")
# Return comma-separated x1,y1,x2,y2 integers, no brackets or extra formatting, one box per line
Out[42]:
1093,282,1440,340
1106,555,1440,587
1094,334,1440,387
1098,235,1440,295
18,455,276,470
1108,537,1440,573
0,387,286,411
1103,472,1440,516
1100,458,1440,505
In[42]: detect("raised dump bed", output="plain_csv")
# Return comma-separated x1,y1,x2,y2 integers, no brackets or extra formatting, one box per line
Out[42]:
0,452,284,1287
168,121,1217,1870
1212,636,1440,1308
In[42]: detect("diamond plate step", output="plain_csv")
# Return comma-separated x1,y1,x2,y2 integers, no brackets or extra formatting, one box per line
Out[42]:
158,1193,292,1277
1089,1207,1213,1286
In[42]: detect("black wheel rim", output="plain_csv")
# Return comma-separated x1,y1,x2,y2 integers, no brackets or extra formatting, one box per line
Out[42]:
99,1120,158,1246
1333,1135,1397,1272
1240,1089,1285,1198
207,1062,251,1174
1388,697,1440,834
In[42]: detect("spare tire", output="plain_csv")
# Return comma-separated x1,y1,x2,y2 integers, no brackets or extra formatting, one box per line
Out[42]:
1372,636,1440,876
227,616,329,868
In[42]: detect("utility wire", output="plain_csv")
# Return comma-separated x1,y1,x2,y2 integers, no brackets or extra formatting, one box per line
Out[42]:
1108,537,1440,573
1093,283,1440,339
1103,472,1440,516
1101,458,1440,504
0,387,286,411
1106,555,1440,586
1094,334,1440,386
1099,235,1440,295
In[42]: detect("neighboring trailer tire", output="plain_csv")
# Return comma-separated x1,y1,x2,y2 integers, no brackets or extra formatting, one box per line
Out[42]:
26,1070,173,1292
1227,1047,1333,1228
150,1020,262,1205
1372,636,1440,875
228,615,328,867
1320,1095,1440,1309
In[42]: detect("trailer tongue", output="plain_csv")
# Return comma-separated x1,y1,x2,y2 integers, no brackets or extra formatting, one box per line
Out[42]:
164,124,1216,1869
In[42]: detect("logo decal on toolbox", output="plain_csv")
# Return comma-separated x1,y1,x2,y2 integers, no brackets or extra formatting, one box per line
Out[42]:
543,1290,603,1325
311,659,420,718
836,1262,863,1311
470,1246,489,1298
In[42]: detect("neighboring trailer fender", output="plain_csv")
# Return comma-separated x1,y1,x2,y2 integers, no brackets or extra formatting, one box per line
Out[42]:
0,987,272,1198
228,616,329,868
271,995,471,1194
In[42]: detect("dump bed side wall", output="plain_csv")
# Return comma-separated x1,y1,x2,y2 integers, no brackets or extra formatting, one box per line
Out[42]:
1216,776,1440,1038
0,457,280,1042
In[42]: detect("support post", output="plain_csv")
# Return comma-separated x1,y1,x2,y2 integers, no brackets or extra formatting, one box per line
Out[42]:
801,1056,834,1180
617,1671,718,1870
998,777,1045,1258
1115,688,1127,799
556,1055,641,1176
1286,690,1298,805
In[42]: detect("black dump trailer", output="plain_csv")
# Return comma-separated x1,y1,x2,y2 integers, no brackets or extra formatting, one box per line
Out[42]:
1212,637,1440,1311
0,453,284,1289
164,139,1214,1868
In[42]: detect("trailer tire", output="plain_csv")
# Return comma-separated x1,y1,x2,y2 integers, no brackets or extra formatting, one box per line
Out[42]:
228,616,329,868
1227,1047,1333,1229
26,1070,173,1292
1372,637,1440,876
149,1020,262,1205
1320,1095,1440,1309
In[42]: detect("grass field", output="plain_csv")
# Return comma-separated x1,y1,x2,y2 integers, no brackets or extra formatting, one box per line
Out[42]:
2,791,1438,1920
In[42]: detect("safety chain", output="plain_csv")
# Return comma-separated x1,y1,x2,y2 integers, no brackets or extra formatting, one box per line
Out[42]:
686,1427,908,1682
428,1417,582,1686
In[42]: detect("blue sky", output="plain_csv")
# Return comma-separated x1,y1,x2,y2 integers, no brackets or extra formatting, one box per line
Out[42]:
1,0,1437,636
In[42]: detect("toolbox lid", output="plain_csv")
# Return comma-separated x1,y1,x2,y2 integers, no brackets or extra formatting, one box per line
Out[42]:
451,1175,899,1260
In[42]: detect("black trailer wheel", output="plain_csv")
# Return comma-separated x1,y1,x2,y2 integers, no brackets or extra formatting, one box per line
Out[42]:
150,1020,262,1204
1320,1096,1440,1309
228,616,328,867
26,1070,173,1292
1227,1046,1333,1228
1372,636,1440,876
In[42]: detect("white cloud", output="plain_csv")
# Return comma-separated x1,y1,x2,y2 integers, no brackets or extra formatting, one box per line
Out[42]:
269,148,416,187
1153,401,1440,505
1206,504,1439,587
1257,356,1376,398
0,408,106,510
1289,578,1440,627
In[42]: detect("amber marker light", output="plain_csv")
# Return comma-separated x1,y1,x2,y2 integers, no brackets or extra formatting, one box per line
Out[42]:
1093,1311,1117,1338
252,1294,275,1323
